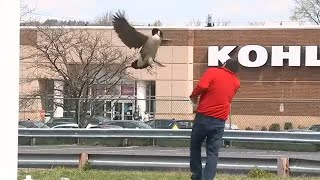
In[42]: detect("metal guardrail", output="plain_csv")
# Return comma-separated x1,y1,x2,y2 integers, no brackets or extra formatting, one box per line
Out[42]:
18,128,320,143
18,153,320,175
18,129,320,176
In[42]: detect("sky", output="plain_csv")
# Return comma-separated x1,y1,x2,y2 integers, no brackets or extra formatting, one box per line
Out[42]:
22,0,296,26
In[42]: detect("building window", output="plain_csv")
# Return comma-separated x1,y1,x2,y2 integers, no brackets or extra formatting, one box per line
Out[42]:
146,81,155,115
91,83,120,96
38,78,54,114
91,100,112,119
121,82,135,96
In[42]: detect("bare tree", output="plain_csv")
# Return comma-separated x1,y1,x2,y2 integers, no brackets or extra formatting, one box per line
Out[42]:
152,20,162,26
93,10,125,26
20,1,36,24
21,26,136,127
20,2,38,114
249,21,266,26
19,89,41,111
187,19,231,26
214,19,231,26
290,0,320,25
20,4,33,23
187,19,202,26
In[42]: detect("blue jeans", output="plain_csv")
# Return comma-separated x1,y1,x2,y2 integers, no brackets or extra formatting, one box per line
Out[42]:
190,113,225,180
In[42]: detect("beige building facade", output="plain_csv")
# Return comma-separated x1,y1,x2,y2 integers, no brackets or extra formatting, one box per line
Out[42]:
20,26,195,122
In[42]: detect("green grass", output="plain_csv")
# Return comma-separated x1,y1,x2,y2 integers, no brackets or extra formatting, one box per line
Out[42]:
18,168,320,180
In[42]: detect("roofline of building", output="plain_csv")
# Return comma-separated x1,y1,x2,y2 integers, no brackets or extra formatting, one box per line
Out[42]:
20,25,320,31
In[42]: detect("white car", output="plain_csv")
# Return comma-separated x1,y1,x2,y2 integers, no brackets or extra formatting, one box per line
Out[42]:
86,123,97,129
225,123,239,130
51,123,79,129
86,123,124,129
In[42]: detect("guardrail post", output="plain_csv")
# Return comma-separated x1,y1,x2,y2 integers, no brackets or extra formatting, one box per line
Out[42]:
121,138,128,146
277,157,289,177
152,138,156,146
31,138,36,146
79,152,88,170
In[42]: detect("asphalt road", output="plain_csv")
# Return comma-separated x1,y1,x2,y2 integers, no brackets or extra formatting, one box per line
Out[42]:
18,145,320,160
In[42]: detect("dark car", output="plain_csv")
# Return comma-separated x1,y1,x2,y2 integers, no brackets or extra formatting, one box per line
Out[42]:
18,120,38,128
100,120,152,129
309,124,320,132
33,121,50,128
88,124,124,129
46,117,77,128
145,119,185,129
85,115,111,126
176,120,194,129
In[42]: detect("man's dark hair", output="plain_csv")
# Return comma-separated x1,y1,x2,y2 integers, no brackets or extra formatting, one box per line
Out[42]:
224,59,240,73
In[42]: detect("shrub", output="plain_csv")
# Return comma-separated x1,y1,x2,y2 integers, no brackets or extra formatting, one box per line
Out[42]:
245,127,253,130
261,126,267,131
269,123,281,131
284,122,293,130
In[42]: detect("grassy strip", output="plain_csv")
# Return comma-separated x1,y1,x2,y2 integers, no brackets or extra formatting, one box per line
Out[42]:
18,168,320,180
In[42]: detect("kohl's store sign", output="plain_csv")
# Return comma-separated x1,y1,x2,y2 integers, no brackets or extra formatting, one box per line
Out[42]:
208,45,320,67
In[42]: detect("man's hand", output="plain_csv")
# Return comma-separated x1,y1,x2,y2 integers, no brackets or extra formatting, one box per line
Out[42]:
190,96,198,105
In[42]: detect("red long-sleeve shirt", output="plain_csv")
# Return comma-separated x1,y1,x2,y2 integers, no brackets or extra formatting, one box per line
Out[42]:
190,67,240,120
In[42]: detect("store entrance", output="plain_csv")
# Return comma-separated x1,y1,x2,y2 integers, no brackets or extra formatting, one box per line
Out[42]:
112,101,134,120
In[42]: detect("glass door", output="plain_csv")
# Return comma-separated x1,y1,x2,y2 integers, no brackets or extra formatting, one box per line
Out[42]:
112,102,122,120
123,102,133,120
112,100,134,120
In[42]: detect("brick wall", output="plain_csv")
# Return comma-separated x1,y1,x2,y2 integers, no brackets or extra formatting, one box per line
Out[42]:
193,29,320,46
192,28,320,117
20,29,37,46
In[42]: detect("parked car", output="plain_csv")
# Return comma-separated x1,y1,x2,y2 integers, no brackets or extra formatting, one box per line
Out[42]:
85,115,111,127
86,123,98,129
309,124,320,132
224,123,240,130
100,120,152,129
18,120,38,128
18,125,27,128
33,121,50,128
51,123,79,129
87,124,123,129
46,117,77,127
146,119,239,130
176,120,194,129
145,119,182,129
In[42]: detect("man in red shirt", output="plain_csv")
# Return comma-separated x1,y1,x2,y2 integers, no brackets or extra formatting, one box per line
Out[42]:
189,59,240,180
